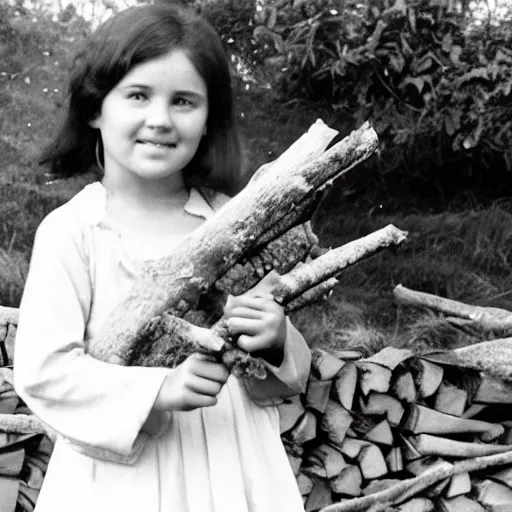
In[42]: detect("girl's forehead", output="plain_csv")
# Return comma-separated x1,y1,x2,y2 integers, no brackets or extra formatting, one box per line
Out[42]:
117,49,206,93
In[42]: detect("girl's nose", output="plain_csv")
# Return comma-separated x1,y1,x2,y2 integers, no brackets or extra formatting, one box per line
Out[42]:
145,101,173,130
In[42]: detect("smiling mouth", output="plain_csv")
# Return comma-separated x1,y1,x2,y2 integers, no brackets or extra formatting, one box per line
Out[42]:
138,140,177,149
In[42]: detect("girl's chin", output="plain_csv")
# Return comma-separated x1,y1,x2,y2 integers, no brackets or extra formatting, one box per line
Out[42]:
134,168,185,181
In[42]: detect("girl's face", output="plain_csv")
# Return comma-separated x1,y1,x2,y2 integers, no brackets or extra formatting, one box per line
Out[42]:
91,49,208,187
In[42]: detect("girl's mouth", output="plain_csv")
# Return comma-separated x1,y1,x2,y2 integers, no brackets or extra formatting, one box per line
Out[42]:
138,140,177,149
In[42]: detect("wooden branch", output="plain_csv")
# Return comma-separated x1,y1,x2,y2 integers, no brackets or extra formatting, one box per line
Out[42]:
393,284,512,331
318,449,512,512
0,413,49,435
86,121,378,366
131,224,406,374
273,224,407,304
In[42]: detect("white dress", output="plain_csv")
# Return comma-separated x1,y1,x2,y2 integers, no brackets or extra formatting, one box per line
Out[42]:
13,182,310,512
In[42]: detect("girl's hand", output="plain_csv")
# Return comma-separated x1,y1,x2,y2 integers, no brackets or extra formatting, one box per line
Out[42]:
154,353,229,412
224,292,287,366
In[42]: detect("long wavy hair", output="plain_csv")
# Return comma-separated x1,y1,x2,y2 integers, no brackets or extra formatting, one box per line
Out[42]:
40,3,243,195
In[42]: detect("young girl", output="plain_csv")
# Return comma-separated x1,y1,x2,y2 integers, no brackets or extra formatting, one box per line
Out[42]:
13,3,311,512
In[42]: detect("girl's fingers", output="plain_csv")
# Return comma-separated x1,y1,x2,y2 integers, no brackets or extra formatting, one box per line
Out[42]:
226,294,275,312
193,353,218,363
192,359,229,383
227,306,263,320
226,317,262,336
236,333,268,353
187,375,224,397
189,394,218,409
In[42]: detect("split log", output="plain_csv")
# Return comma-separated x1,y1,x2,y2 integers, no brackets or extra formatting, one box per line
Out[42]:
386,447,404,472
339,438,387,480
409,434,512,458
321,401,353,447
355,362,392,396
333,362,358,410
288,410,317,445
445,471,471,498
397,498,434,512
311,348,346,380
391,371,417,403
330,465,363,496
278,395,305,434
85,121,379,369
416,359,443,398
434,382,468,417
402,404,504,441
306,478,334,511
475,478,512,510
309,444,347,479
305,378,332,414
297,473,314,496
438,495,486,512
363,418,393,446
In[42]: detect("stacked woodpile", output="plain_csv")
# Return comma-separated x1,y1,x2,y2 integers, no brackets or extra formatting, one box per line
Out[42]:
1,307,53,512
279,290,512,512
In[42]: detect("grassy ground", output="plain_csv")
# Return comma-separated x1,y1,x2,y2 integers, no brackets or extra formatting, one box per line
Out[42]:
2,4,512,353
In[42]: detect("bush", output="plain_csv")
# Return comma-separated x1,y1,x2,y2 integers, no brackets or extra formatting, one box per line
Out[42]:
248,0,512,210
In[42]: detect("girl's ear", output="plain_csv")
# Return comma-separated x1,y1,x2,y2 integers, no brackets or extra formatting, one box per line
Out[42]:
88,117,100,129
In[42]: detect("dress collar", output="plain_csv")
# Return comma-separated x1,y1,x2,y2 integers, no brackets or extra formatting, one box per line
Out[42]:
184,188,216,219
76,181,217,225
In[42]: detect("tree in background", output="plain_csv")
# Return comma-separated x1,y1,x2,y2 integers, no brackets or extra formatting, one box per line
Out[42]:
196,0,512,210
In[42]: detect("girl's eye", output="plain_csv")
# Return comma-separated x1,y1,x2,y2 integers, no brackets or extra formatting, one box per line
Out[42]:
174,97,193,107
127,92,147,101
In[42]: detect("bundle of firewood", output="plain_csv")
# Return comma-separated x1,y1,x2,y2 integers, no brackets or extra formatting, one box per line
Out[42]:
280,288,512,512
0,365,53,512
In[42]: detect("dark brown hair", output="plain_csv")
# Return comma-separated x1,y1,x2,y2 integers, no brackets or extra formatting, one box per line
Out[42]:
41,3,243,194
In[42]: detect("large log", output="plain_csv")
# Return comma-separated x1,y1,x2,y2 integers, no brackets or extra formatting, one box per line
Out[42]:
85,121,379,368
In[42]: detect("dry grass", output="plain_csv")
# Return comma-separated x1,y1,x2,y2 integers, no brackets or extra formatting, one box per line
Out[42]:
0,248,29,307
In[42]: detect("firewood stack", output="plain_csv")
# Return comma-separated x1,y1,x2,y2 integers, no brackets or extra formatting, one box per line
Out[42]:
280,292,512,512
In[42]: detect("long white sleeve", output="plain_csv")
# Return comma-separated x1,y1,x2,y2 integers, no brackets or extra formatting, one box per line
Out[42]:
242,319,311,406
14,209,171,463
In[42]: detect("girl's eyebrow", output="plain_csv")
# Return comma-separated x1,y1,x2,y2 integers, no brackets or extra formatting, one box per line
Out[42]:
119,83,151,91
120,84,205,97
173,90,206,98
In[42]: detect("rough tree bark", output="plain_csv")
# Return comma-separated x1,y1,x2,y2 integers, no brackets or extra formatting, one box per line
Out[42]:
85,120,380,372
